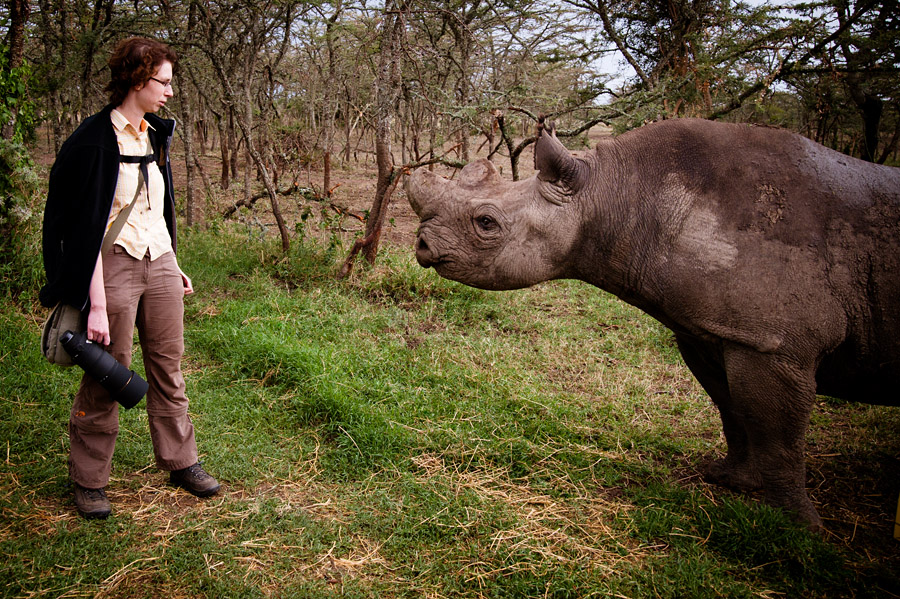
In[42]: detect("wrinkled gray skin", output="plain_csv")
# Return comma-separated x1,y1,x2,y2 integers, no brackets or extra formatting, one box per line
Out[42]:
406,118,900,530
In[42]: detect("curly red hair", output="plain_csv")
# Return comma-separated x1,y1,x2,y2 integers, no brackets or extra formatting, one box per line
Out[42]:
104,37,177,106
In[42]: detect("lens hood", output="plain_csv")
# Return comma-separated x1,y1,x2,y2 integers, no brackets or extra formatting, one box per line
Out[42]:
60,330,149,409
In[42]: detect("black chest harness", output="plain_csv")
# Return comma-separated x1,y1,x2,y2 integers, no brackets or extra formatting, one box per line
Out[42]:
119,153,154,208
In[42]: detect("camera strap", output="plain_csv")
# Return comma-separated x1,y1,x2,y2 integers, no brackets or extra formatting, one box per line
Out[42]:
100,167,146,257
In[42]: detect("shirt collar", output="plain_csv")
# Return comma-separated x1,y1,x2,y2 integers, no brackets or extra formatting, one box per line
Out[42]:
111,108,154,134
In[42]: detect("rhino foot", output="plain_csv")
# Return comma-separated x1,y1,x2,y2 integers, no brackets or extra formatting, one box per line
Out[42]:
790,501,824,532
702,457,764,492
761,487,824,532
703,457,824,532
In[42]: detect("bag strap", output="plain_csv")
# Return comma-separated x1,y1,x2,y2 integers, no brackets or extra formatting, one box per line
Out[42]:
100,163,147,257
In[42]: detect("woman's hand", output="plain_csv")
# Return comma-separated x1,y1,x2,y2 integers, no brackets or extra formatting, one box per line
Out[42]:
180,268,194,295
87,305,111,346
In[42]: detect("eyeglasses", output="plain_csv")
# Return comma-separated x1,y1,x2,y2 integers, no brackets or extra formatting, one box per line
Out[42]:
149,77,173,89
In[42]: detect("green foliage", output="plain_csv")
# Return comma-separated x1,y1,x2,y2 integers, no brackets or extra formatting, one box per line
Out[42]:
0,46,38,145
0,138,43,303
0,44,43,304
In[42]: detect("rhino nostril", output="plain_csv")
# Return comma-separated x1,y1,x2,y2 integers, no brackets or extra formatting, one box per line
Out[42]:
414,235,437,268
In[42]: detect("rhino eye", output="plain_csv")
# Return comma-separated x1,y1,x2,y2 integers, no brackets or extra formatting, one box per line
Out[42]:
475,215,499,232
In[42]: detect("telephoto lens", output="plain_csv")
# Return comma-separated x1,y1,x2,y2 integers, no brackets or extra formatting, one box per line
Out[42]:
60,330,149,409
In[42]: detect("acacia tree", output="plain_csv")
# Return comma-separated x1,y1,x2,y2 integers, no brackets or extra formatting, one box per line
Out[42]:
440,0,497,162
159,0,214,227
565,0,791,125
563,0,899,160
337,0,614,274
396,0,611,178
15,0,896,277
77,0,116,116
477,2,615,178
790,0,900,163
27,0,122,148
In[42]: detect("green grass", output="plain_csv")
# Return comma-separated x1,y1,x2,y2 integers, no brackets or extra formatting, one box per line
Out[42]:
2,224,899,598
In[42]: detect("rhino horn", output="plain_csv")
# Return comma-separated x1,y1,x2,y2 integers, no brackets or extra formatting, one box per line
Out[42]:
406,168,447,217
534,119,588,200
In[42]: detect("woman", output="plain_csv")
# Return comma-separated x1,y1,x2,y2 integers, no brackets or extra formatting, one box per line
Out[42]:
41,37,219,519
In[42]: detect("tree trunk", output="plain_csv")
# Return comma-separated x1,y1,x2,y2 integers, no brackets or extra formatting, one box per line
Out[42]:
234,108,290,253
856,93,883,163
323,1,342,197
237,56,290,253
877,106,900,165
339,0,406,277
324,152,331,196
38,0,65,151
228,110,240,180
217,113,230,189
78,0,112,116
451,18,471,162
344,95,353,163
4,0,29,67
2,0,31,139
183,86,198,226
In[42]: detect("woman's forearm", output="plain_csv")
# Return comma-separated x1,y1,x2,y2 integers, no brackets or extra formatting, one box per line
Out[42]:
86,252,110,345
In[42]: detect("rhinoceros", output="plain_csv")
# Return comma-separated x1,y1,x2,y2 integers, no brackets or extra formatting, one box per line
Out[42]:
406,117,900,530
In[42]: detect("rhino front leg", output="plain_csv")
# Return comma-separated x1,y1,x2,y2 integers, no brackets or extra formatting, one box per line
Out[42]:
721,345,822,530
675,334,763,492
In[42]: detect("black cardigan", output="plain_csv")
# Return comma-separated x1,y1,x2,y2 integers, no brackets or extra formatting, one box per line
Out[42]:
40,104,177,309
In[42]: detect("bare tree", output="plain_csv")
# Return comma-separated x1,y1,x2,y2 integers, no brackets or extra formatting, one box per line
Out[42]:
194,0,299,253
340,0,408,277
317,1,344,197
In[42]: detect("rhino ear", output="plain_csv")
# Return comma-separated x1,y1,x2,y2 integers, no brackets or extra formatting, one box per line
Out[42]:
534,120,587,200
459,158,502,188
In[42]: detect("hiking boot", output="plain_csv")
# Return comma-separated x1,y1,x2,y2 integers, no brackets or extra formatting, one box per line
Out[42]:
74,484,111,519
169,462,220,497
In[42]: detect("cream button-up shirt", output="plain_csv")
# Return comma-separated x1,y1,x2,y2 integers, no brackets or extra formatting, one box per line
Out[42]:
107,109,172,260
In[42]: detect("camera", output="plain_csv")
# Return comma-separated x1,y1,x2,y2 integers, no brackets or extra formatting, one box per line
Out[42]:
60,330,149,409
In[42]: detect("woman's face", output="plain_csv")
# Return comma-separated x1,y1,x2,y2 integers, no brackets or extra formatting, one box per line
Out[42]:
133,60,174,114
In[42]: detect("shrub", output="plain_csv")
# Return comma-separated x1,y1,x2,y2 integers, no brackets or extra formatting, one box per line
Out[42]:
0,46,42,303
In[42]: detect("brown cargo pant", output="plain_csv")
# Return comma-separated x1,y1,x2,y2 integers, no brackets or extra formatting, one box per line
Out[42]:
69,246,198,489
